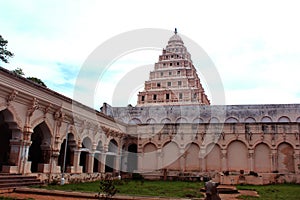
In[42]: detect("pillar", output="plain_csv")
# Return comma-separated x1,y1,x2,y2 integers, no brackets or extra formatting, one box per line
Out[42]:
20,126,33,174
115,155,120,173
2,139,24,174
9,139,22,165
221,149,227,172
179,148,185,172
157,149,162,170
72,149,82,173
294,151,300,174
87,152,94,173
137,153,142,172
249,150,254,172
94,153,102,173
271,150,277,172
100,153,106,173
180,156,185,172
200,147,206,172
50,150,61,173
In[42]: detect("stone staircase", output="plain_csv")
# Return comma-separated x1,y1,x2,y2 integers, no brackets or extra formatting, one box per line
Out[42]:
0,174,42,189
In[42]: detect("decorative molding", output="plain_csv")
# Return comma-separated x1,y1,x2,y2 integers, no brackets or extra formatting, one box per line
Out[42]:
27,97,39,117
54,107,65,127
43,103,52,117
6,90,18,106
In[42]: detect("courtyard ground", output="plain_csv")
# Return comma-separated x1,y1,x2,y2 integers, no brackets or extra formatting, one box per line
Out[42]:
2,181,300,199
0,186,259,200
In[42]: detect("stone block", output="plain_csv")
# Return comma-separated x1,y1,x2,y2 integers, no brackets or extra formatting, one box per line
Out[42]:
38,164,50,173
1,165,19,173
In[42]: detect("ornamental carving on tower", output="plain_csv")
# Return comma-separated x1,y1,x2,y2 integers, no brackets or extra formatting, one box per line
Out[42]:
137,29,210,106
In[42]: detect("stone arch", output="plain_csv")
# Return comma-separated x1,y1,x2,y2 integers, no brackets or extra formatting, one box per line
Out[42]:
29,121,52,173
31,117,53,136
4,105,23,130
128,118,142,125
209,117,219,123
175,117,188,123
64,125,78,140
225,117,238,123
277,142,295,173
142,143,157,172
297,117,300,123
185,143,200,171
227,140,248,172
245,117,256,123
254,143,271,172
162,142,180,170
105,139,118,173
261,116,272,123
193,117,204,123
278,116,291,123
82,137,93,151
94,130,105,145
161,118,171,124
146,118,156,124
205,143,221,172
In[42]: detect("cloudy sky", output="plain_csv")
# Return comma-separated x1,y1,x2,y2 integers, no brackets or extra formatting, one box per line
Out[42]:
1,0,300,108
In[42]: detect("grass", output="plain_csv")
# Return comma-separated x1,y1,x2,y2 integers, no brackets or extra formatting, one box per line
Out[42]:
40,180,204,198
237,184,300,200
35,180,300,199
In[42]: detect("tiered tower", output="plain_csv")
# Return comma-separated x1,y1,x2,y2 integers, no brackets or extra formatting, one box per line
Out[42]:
137,29,210,106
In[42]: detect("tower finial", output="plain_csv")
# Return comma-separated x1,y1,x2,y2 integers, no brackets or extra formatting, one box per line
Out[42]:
174,28,177,34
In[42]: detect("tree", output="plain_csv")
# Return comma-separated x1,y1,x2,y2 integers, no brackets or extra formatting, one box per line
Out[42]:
0,35,14,63
11,68,47,87
27,77,47,87
12,68,25,76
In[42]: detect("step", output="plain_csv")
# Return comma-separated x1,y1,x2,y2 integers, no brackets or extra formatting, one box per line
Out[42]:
0,178,39,184
0,175,37,179
0,181,41,188
0,183,41,189
0,174,42,189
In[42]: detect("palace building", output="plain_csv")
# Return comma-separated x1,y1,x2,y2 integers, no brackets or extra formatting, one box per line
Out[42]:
0,30,299,185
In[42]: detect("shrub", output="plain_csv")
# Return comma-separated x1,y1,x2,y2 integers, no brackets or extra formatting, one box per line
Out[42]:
98,175,117,199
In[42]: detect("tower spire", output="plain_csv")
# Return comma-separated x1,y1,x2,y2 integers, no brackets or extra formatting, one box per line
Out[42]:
137,30,211,106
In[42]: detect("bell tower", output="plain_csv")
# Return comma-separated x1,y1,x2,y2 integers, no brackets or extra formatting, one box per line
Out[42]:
137,29,210,106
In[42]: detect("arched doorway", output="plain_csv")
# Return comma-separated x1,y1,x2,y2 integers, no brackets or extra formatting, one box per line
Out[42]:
185,143,200,171
162,142,180,170
254,143,271,172
142,143,157,171
227,141,248,172
28,122,51,173
127,143,137,172
206,144,221,172
0,110,13,172
94,141,102,173
105,139,118,173
80,137,92,173
278,142,295,173
58,133,75,172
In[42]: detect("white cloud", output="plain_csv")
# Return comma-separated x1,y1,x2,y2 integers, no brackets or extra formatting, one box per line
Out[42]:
1,0,300,107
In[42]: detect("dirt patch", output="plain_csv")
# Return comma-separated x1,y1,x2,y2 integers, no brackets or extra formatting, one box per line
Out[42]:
0,192,90,200
219,190,259,200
